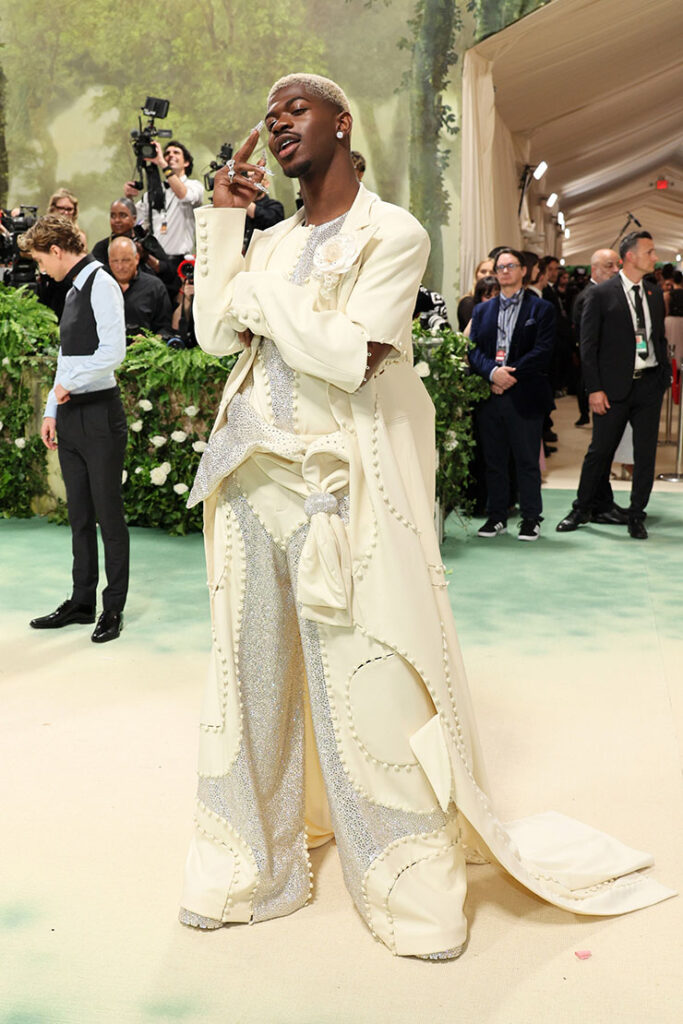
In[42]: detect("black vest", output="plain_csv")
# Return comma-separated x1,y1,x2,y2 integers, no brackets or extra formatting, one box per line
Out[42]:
60,256,102,356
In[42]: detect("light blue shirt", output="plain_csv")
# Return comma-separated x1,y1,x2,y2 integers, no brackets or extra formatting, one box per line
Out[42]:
44,261,126,419
488,288,524,381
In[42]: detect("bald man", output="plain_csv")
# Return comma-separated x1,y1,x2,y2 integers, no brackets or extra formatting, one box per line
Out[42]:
572,249,620,425
108,235,173,341
556,248,628,530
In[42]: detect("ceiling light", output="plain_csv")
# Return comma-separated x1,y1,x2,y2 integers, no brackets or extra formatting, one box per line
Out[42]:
559,258,565,266
557,211,565,229
546,193,558,208
533,161,548,180
564,228,571,239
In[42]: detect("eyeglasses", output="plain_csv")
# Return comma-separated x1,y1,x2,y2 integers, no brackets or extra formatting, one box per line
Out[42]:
495,263,521,273
54,205,75,213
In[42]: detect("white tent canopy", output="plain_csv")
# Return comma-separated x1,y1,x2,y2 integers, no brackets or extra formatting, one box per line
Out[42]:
460,0,683,290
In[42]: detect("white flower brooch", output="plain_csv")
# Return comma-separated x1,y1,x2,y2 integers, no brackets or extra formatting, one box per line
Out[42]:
312,233,361,299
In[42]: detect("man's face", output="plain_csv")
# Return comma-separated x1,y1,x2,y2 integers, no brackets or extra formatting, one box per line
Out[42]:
495,252,525,292
265,85,342,179
110,202,136,236
546,259,560,283
31,246,66,281
628,237,658,276
164,145,189,173
109,243,139,284
592,250,620,284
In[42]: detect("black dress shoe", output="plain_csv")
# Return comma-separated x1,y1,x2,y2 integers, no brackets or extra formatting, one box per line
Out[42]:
574,416,590,426
590,505,630,525
543,430,558,443
91,611,124,643
556,509,589,532
628,519,648,540
30,599,96,629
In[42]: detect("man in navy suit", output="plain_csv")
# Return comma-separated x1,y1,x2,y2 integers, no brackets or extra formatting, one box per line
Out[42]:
469,248,555,541
556,231,670,540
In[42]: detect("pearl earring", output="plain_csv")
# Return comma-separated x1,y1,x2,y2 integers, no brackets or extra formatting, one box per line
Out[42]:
336,131,343,139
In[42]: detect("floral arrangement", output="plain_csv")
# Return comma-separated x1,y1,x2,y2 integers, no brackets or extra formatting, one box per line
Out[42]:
412,321,490,518
114,336,236,535
0,284,58,518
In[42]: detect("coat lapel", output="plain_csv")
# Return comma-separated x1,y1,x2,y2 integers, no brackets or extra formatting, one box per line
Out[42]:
612,275,636,337
509,290,532,353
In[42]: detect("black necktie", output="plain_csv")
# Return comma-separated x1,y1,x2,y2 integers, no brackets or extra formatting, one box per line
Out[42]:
632,285,649,358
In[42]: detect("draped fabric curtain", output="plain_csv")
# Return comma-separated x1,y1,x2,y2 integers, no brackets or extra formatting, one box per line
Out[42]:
460,0,683,275
460,50,522,295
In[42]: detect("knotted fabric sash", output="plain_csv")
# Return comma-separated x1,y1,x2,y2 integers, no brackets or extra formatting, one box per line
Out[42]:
189,392,353,625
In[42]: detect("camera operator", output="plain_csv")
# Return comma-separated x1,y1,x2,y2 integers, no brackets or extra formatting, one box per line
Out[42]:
124,140,203,289
108,236,173,342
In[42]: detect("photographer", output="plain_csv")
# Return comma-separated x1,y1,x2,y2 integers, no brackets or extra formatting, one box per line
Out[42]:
108,236,173,342
171,259,197,348
124,140,203,274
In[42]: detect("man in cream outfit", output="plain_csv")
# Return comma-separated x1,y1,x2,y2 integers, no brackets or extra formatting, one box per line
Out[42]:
179,74,673,958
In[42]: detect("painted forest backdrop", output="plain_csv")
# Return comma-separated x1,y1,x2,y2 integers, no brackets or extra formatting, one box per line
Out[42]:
0,0,549,305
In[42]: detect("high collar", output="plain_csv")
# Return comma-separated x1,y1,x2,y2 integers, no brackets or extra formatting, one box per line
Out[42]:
63,253,95,290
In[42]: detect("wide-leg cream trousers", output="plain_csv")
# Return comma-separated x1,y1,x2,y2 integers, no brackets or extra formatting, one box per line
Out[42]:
180,467,468,957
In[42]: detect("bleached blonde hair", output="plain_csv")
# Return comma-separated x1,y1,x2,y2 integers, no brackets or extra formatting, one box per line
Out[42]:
267,73,350,113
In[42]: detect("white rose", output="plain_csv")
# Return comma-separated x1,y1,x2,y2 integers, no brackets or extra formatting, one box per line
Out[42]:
414,361,430,378
2,357,9,366
14,437,26,450
121,470,128,484
173,483,189,495
443,430,459,452
192,440,208,453
150,466,169,486
134,466,143,475
312,233,360,276
171,430,187,443
138,399,153,412
160,461,171,474
184,405,199,417
150,435,167,448
0,420,4,431
131,420,143,432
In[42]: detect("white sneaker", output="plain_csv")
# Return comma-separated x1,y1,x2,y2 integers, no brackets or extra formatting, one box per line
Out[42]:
477,518,507,538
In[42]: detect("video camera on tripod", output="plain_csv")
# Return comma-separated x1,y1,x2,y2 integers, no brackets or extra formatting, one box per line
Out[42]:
130,97,172,213
204,143,234,192
0,205,39,290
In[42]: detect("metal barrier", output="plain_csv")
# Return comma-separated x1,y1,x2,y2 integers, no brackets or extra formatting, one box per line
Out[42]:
658,346,677,446
657,358,683,482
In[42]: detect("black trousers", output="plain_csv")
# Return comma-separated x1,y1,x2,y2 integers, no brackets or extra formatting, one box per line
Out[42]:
575,370,665,519
477,392,543,521
56,390,129,611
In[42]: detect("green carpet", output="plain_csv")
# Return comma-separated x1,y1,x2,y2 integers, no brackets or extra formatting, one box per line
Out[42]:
2,488,682,654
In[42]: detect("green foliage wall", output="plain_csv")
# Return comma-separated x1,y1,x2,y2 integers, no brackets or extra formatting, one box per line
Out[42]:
0,286,488,531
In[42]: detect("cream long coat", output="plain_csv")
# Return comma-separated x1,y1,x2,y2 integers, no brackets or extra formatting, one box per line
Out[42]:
191,184,674,917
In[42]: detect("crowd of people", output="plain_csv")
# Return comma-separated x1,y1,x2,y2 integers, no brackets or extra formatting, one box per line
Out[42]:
455,237,674,542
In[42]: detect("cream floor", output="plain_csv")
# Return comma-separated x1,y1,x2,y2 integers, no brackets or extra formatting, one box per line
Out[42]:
1,396,682,1024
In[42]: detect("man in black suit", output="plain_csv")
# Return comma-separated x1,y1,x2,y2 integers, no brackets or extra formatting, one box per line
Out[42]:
469,248,555,541
556,231,670,540
560,247,628,526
